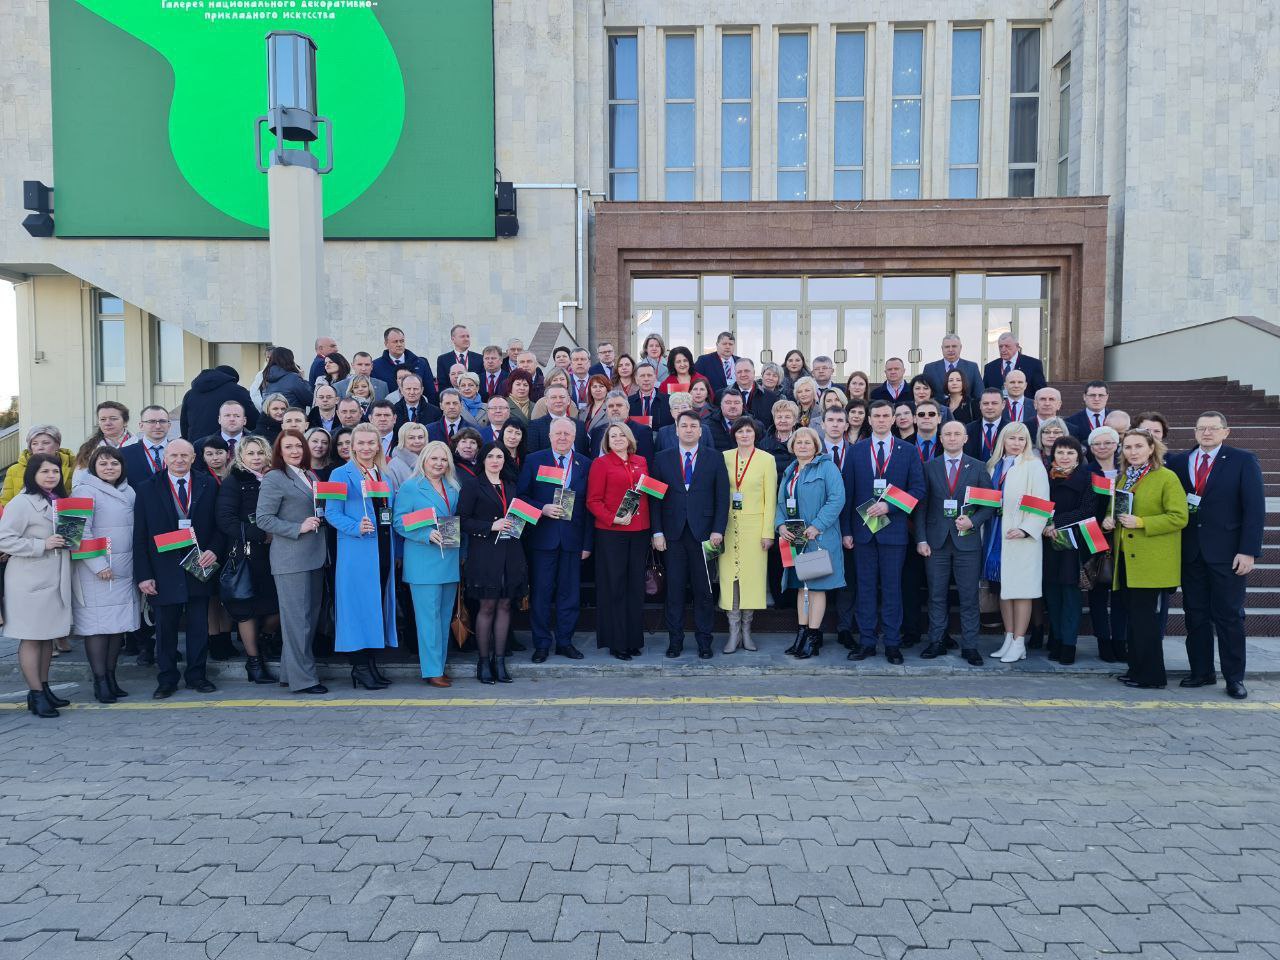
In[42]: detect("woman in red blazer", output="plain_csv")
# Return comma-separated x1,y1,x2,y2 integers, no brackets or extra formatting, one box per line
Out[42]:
586,423,651,659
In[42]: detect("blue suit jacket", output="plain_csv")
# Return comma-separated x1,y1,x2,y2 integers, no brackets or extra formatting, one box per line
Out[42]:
1064,409,1110,442
122,441,166,491
132,470,225,604
843,436,926,545
694,353,741,394
964,417,1011,460
983,354,1047,395
1167,445,1265,564
648,445,730,543
516,449,594,554
922,358,982,401
393,476,462,584
435,351,486,392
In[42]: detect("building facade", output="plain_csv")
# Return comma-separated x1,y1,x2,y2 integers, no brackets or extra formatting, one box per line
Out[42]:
0,0,1276,440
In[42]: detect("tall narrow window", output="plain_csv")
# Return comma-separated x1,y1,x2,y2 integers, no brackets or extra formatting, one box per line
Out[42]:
664,34,696,200
720,33,752,200
153,317,185,384
891,29,924,198
1008,26,1041,197
608,35,639,200
949,28,981,198
96,292,126,385
776,33,809,200
833,31,866,200
1056,57,1071,195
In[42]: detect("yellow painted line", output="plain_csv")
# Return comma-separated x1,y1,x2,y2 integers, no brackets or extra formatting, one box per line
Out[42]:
1,694,1277,712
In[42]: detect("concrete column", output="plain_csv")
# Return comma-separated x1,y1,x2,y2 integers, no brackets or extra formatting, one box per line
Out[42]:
267,163,325,353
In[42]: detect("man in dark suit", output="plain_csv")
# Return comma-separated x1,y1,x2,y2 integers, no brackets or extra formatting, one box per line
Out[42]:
1064,380,1113,442
869,357,911,404
122,405,172,490
982,332,1046,395
133,440,225,698
1000,370,1037,426
306,336,338,386
392,374,443,431
819,406,859,649
901,400,946,645
629,362,673,432
501,338,525,376
1026,386,1064,440
916,420,998,665
479,346,507,400
590,393,654,462
730,358,778,428
922,334,983,401
964,390,1011,460
367,401,399,460
517,419,594,662
693,331,741,394
1168,411,1265,699
708,390,755,451
588,341,617,381
650,412,731,659
434,324,485,391
526,385,589,455
372,327,438,403
844,400,926,664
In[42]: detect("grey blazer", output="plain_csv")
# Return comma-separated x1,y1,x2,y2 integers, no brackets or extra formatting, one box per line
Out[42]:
254,469,329,575
916,453,997,551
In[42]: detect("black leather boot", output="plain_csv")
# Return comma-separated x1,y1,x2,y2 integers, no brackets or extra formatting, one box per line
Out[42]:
494,657,512,683
1058,646,1076,665
107,672,129,698
29,690,59,718
367,655,391,686
784,626,806,656
794,629,822,660
477,655,495,685
42,682,70,708
246,656,278,685
93,675,117,704
351,663,387,690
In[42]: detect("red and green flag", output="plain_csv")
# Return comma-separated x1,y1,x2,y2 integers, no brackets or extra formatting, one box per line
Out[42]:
881,484,918,513
154,529,196,553
779,539,796,568
1019,494,1055,520
1091,474,1115,497
55,497,94,518
628,415,652,428
71,536,109,560
536,465,566,486
964,487,1002,509
402,507,437,531
361,479,391,499
313,481,346,500
1075,516,1110,554
636,475,668,499
509,498,542,524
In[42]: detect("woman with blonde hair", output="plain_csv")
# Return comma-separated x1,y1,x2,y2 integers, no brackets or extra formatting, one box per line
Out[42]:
394,441,462,687
984,421,1051,662
531,368,571,419
791,376,820,427
386,421,429,488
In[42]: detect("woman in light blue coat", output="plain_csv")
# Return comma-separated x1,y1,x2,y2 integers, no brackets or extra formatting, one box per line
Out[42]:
774,427,846,657
394,441,462,687
324,423,398,690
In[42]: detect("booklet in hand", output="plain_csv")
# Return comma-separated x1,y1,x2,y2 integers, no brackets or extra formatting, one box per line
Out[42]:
613,488,642,526
179,545,219,582
553,487,576,522
436,516,461,548
55,514,88,551
858,498,891,535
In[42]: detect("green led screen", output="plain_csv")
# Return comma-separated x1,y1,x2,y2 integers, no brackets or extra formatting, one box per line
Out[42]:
49,0,495,238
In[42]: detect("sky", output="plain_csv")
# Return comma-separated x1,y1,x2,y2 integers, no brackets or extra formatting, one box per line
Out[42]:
0,281,15,404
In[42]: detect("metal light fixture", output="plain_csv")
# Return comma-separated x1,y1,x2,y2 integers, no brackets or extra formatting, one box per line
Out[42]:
255,31,332,173
22,180,54,237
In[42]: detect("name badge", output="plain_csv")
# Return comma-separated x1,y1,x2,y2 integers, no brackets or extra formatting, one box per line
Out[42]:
1186,493,1202,512
786,497,798,518
177,519,193,530
943,499,958,517
873,479,888,494
378,508,392,525
732,492,744,511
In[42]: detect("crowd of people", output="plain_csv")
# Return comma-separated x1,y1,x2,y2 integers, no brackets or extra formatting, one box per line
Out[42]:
0,324,1265,717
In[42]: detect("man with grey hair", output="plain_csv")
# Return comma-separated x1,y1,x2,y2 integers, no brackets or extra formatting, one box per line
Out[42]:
810,356,836,393
629,361,672,431
1028,386,1063,439
590,390,652,460
427,389,468,443
922,334,981,400
528,384,588,454
307,335,338,385
1104,410,1131,434
480,395,512,444
982,331,1046,395
435,322,484,388
515,350,546,399
733,357,776,427
502,337,525,374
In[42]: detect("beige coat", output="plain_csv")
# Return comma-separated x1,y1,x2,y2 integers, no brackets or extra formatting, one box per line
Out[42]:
0,493,73,640
994,456,1051,599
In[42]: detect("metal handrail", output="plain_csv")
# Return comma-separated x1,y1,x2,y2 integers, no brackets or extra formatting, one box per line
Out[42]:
0,424,21,474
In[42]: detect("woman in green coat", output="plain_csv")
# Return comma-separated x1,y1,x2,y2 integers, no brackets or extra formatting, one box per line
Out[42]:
1102,429,1188,689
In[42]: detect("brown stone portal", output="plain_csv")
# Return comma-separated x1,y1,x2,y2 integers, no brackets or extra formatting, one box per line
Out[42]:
593,197,1109,380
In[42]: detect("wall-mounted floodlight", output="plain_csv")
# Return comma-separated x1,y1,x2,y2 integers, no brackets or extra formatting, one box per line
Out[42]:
255,31,332,173
22,180,55,237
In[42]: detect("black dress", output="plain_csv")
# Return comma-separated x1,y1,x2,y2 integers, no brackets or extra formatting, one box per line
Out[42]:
1042,467,1099,585
215,467,280,619
458,477,528,601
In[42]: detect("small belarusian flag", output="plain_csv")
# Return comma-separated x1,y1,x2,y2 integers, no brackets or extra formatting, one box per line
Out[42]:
536,465,566,486
1019,494,1055,519
71,536,109,560
509,499,542,524
402,507,437,531
314,481,346,500
154,529,196,553
1075,516,1110,554
1091,474,1115,497
779,539,796,568
636,475,668,499
881,484,918,513
628,415,652,428
964,486,1002,509
56,497,94,517
361,479,391,499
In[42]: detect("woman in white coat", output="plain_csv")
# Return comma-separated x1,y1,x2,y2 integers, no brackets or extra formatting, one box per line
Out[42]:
0,454,74,717
70,447,140,704
983,422,1051,662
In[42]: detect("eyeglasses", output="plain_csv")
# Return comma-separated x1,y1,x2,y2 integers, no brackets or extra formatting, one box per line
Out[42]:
1194,425,1225,433
141,418,171,426
917,411,939,418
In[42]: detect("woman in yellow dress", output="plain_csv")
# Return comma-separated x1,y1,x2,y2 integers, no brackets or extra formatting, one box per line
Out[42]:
718,417,778,653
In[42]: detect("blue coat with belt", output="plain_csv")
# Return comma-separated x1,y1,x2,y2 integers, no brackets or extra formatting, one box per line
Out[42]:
324,460,398,651
773,454,846,590
843,436,926,546
648,445,731,543
516,449,594,554
393,477,462,585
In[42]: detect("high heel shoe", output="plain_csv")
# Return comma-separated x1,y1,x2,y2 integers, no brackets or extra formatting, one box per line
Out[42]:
784,626,806,656
493,656,512,683
999,637,1027,663
28,690,59,718
107,672,129,698
741,611,757,651
992,633,1014,659
794,629,822,660
351,664,387,690
477,655,495,684
42,683,70,708
245,656,279,685
92,675,117,704
368,656,391,686
723,611,742,654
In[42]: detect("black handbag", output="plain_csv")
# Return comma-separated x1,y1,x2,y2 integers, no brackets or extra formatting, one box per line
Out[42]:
219,524,254,601
1079,551,1114,591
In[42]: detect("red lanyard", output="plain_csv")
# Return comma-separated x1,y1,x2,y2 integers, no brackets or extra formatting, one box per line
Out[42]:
145,444,165,472
1193,453,1215,495
871,438,893,477
166,474,191,518
945,459,963,495
734,449,756,490
787,464,802,500
492,480,508,514
431,479,451,512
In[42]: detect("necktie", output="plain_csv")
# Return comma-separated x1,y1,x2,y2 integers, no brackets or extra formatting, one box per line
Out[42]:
984,424,994,453
723,358,732,381
150,445,163,471
831,445,842,468
576,380,586,403
407,407,415,422
488,374,496,394
448,421,456,438
1011,401,1020,421
683,451,694,486
642,395,651,416
947,459,959,488
921,439,932,461
226,437,236,456
176,477,189,512
946,362,954,373
1003,360,1012,375
1093,413,1102,428
876,441,886,475
1194,452,1210,494
558,455,566,472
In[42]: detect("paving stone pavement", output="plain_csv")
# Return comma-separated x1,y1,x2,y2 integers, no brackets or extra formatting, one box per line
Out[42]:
2,674,1280,958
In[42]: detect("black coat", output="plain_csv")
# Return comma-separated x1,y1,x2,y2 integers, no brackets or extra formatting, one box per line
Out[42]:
1042,466,1099,585
180,367,260,440
261,365,314,410
457,476,528,600
762,430,796,478
214,468,278,617
133,470,226,604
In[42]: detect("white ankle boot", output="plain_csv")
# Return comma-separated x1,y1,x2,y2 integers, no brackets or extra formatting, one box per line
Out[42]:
723,611,742,654
1000,636,1027,663
993,633,1014,658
